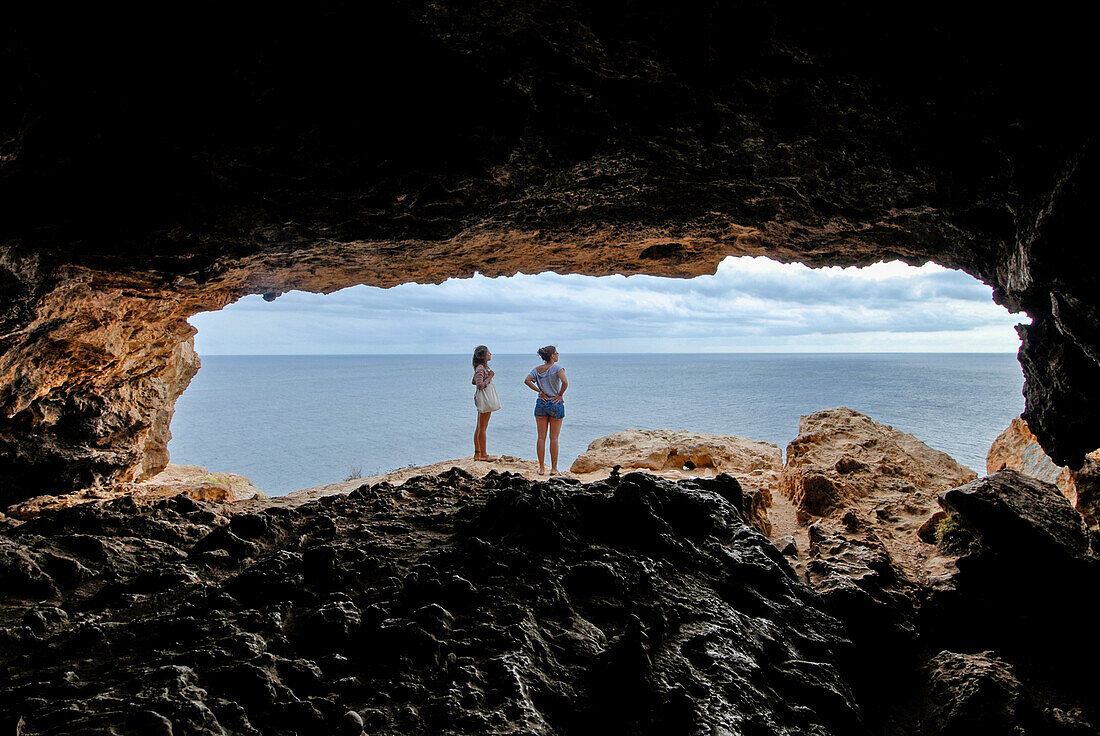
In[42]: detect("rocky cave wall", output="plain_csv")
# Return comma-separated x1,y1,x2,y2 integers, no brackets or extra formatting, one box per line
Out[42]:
1,3,1097,505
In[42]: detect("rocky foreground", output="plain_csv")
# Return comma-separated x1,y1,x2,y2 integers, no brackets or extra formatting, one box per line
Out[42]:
2,457,1098,734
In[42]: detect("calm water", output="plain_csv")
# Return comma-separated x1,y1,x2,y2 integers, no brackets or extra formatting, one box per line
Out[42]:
168,354,1024,495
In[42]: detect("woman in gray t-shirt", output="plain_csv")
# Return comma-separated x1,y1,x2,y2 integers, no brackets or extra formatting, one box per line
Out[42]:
524,345,568,476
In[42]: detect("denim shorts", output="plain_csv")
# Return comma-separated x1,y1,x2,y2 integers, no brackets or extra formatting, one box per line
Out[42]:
534,397,565,419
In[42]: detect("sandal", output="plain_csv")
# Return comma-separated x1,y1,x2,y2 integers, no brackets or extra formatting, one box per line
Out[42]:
537,467,546,476
550,470,562,477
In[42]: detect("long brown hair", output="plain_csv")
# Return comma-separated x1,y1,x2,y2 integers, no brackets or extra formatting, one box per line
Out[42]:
472,345,490,368
537,345,556,362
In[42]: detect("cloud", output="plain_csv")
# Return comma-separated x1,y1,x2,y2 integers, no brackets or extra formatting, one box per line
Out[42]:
190,257,1027,354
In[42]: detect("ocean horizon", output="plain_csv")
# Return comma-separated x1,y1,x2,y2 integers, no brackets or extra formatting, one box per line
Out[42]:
168,352,1025,495
194,351,1020,357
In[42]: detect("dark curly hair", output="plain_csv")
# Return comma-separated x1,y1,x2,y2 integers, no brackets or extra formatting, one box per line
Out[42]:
472,345,490,368
537,345,557,362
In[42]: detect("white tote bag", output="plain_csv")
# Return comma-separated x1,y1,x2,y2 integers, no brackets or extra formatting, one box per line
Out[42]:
474,382,501,412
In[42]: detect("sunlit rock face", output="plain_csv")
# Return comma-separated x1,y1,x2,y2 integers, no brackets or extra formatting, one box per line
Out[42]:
783,408,977,519
987,417,1100,528
1,3,1095,504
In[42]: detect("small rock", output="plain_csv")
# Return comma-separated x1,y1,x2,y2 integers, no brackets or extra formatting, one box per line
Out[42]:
340,710,364,735
776,535,799,557
917,511,949,543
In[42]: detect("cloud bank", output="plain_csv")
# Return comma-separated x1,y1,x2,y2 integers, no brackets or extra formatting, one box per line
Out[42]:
190,257,1026,354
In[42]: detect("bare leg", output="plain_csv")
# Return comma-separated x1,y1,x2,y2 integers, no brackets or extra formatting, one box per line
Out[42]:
549,417,563,473
474,414,482,458
475,412,491,458
478,412,492,459
536,416,549,473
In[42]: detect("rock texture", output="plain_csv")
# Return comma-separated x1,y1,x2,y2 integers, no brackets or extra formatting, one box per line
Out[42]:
987,416,1100,528
1,470,871,735
570,429,781,476
919,471,1100,734
988,417,1069,487
2,467,1096,734
571,429,782,535
4,464,262,520
782,408,976,519
764,407,981,724
0,275,205,504
921,650,1092,736
1,3,1098,504
1067,462,1100,532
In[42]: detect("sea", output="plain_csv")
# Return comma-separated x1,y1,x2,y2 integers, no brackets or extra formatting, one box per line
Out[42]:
167,353,1025,495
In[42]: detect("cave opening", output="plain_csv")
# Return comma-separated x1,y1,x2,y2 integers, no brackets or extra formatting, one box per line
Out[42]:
4,6,1099,731
165,256,1026,496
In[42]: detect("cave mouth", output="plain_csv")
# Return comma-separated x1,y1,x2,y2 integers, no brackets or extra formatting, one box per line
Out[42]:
162,257,1025,495
1,0,1095,516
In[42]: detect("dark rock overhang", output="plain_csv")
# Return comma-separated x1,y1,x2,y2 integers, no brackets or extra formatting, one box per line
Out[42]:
1,2,1096,504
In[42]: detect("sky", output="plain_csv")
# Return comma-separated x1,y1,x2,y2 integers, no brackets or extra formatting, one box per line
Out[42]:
190,257,1026,355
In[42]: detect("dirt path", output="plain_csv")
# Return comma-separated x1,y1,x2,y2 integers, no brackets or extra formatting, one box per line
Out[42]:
764,485,811,578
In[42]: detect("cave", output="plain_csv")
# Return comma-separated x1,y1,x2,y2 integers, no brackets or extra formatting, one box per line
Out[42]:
2,3,1098,734
2,4,1096,508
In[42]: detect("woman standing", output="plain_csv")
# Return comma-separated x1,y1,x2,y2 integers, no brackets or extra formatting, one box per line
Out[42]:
524,345,568,475
472,345,500,461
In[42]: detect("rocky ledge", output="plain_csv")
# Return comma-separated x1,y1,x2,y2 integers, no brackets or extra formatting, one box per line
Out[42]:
1,461,1097,735
4,464,263,521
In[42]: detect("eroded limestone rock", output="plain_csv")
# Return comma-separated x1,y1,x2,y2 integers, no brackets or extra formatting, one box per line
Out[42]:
770,407,977,695
3,465,1097,734
937,470,1091,562
571,429,782,535
921,651,1094,735
987,416,1100,528
570,429,782,476
0,271,210,505
4,464,262,520
782,408,976,519
988,417,1069,486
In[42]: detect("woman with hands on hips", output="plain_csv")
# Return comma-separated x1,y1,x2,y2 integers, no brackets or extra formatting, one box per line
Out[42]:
524,345,567,476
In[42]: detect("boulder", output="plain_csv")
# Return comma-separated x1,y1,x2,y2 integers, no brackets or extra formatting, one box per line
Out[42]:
1069,460,1100,531
782,408,977,518
570,430,782,535
925,470,1100,713
136,464,264,504
987,417,1068,486
569,429,781,479
937,469,1090,562
921,650,1095,735
987,416,1100,528
776,408,976,612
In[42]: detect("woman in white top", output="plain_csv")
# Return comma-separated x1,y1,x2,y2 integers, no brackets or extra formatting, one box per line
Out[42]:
471,345,500,460
523,345,568,475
